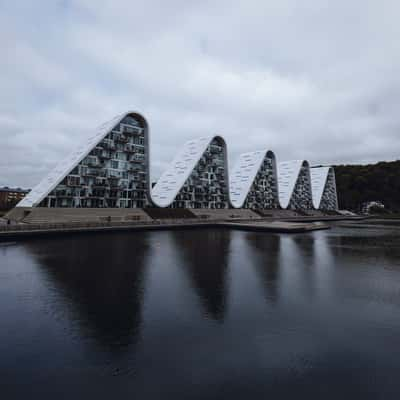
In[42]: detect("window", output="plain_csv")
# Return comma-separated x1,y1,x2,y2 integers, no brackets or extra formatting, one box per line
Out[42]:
121,115,140,127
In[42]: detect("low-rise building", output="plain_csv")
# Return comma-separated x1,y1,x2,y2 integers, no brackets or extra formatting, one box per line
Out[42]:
362,201,385,214
0,187,30,209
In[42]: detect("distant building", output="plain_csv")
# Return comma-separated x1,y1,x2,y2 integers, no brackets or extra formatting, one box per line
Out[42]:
0,187,30,209
310,166,338,211
362,201,385,214
277,160,314,210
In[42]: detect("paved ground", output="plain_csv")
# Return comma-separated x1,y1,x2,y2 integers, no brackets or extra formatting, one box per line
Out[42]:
221,220,330,233
0,218,332,241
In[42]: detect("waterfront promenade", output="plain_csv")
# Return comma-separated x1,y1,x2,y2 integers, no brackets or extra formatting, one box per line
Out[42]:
0,207,365,241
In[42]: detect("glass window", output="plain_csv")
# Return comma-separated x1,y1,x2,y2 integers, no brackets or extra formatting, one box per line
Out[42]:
121,115,140,127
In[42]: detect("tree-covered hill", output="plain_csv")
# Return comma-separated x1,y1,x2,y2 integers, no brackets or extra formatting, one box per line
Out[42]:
334,160,400,211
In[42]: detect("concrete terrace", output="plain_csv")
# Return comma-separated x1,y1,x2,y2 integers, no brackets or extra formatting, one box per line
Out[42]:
0,207,367,241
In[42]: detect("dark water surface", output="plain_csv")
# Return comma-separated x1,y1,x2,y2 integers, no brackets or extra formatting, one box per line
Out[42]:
1,224,400,399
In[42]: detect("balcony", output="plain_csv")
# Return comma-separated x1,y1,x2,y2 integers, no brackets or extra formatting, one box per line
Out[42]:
124,145,137,153
92,180,108,188
107,176,120,186
114,134,128,143
129,155,145,163
91,148,103,157
87,161,102,168
101,141,115,150
84,170,98,177
123,125,141,135
209,145,222,154
55,191,75,198
65,177,81,187
109,184,124,190
98,152,111,159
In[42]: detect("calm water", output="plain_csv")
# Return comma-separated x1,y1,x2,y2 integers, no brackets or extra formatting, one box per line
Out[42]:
1,223,400,399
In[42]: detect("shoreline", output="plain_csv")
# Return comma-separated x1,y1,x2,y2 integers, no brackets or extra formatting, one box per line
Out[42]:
0,215,366,242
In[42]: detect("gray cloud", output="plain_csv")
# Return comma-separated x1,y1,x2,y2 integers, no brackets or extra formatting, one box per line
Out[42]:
1,0,400,188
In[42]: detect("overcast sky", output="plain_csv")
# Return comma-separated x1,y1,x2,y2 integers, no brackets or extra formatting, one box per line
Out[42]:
1,0,400,188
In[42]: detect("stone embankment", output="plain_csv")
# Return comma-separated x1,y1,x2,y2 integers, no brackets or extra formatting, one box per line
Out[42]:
0,218,330,241
0,207,367,241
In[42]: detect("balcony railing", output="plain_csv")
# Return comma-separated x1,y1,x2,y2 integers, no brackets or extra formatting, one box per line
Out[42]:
87,161,102,168
123,125,142,135
129,155,145,163
124,145,137,153
98,152,111,159
54,192,75,198
85,169,103,177
101,141,115,150
114,134,128,143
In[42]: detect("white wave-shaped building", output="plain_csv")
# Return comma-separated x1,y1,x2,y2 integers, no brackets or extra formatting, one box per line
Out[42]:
17,111,338,211
151,136,230,209
310,166,338,211
229,150,279,209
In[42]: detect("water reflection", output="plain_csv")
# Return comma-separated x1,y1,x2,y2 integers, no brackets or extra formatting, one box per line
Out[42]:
293,234,316,263
25,233,149,351
3,226,400,398
245,233,281,303
328,229,400,263
172,229,231,321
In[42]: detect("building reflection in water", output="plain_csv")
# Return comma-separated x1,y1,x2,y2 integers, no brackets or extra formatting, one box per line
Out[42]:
244,232,281,304
285,232,342,302
25,233,150,352
171,229,231,321
293,234,316,264
288,234,318,300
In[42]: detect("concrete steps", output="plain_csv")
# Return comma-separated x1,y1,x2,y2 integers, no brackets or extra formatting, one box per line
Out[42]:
7,207,152,224
144,208,196,219
190,209,261,220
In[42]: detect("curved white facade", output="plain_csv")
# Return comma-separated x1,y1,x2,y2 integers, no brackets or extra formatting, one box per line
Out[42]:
310,166,338,210
16,110,339,211
277,160,313,210
18,111,151,208
229,150,279,209
151,136,229,208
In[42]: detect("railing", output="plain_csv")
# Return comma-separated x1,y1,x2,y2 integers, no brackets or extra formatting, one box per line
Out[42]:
87,161,102,168
114,134,128,143
101,142,115,150
130,155,145,162
0,218,225,233
123,126,142,135
98,153,111,159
